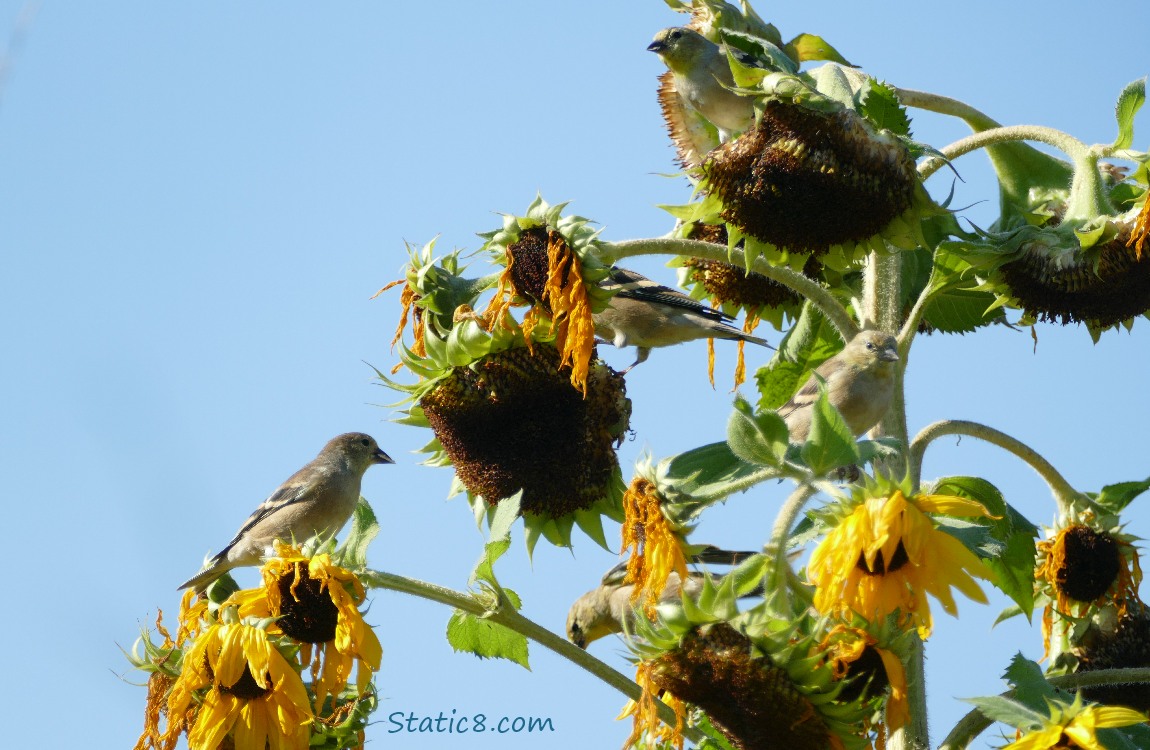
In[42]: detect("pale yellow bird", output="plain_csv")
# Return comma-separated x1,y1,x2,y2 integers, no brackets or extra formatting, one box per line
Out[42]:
777,330,900,442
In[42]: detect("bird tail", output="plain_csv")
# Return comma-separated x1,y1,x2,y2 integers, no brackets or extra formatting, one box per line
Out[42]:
739,331,773,349
176,556,231,592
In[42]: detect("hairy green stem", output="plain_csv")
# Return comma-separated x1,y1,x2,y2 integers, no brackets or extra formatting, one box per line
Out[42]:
897,276,933,361
889,634,929,750
868,248,909,464
938,667,1150,750
600,238,860,342
361,569,703,744
909,419,1086,516
864,241,924,750
918,124,1089,182
764,483,817,606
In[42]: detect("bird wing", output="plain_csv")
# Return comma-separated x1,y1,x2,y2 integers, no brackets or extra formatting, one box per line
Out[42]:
604,267,734,323
209,480,313,563
776,374,823,418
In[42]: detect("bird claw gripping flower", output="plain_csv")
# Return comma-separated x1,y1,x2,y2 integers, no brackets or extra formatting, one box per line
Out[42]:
380,221,632,551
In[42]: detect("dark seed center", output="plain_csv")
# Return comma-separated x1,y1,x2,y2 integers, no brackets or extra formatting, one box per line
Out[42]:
277,566,340,644
1056,526,1121,603
838,645,889,703
205,656,270,701
857,541,909,575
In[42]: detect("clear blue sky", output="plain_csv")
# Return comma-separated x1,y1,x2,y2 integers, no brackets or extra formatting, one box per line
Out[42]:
2,2,1147,748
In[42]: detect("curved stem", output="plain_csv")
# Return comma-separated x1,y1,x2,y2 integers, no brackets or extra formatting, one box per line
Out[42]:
764,483,817,607
910,420,1087,516
938,667,1150,750
600,238,860,342
897,277,933,358
361,569,703,744
918,125,1090,182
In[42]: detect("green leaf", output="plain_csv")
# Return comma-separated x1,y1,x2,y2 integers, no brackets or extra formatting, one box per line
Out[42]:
754,304,843,410
446,603,530,670
859,79,911,136
660,442,764,503
782,33,854,66
799,377,860,474
923,289,1006,333
962,695,1046,730
1103,723,1150,750
1113,78,1146,150
930,476,1039,616
470,492,521,589
726,396,789,467
856,437,904,466
335,497,380,570
1092,477,1150,514
1001,653,1065,714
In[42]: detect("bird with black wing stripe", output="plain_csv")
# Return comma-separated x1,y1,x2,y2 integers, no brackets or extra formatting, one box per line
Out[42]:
592,266,772,373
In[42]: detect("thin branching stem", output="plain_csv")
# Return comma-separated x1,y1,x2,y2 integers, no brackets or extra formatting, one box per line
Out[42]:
360,569,704,744
765,483,817,606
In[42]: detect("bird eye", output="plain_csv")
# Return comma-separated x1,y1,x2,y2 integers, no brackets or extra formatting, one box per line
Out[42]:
360,438,370,447
866,342,876,350
669,29,682,39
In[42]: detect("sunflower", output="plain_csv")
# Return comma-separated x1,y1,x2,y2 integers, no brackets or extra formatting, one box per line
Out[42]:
1035,514,1142,660
976,158,1150,339
230,544,382,713
1000,694,1147,750
807,481,994,638
379,224,630,551
480,195,614,395
165,611,313,750
1074,600,1150,712
665,70,935,279
819,622,910,734
626,571,878,750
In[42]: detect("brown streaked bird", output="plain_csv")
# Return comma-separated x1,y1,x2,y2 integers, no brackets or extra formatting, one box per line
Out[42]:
592,266,772,373
777,330,900,442
177,432,393,592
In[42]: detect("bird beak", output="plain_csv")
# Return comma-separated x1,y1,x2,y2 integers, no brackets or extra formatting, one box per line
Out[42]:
882,346,900,362
373,448,395,465
647,39,666,53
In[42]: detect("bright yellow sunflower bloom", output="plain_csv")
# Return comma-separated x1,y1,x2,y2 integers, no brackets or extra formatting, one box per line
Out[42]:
165,616,312,750
1002,695,1147,750
231,544,382,712
808,490,993,638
